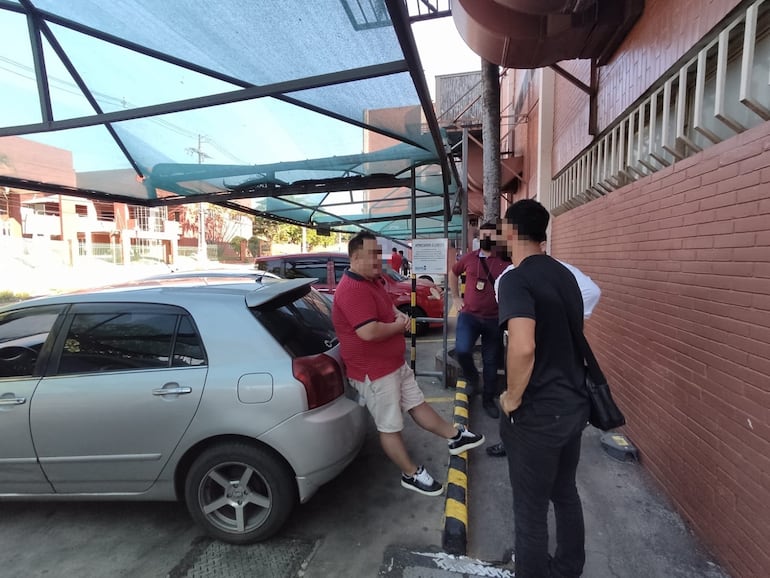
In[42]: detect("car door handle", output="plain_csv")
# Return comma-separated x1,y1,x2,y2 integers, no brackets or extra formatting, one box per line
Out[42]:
0,396,26,405
152,384,192,396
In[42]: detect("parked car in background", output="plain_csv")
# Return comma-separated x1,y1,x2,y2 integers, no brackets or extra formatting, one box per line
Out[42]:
253,252,444,335
0,278,365,544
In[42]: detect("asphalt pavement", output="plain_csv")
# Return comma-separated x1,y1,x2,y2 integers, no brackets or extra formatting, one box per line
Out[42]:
0,266,732,577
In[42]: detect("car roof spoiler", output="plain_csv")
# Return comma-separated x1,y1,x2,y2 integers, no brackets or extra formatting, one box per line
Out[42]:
245,278,317,308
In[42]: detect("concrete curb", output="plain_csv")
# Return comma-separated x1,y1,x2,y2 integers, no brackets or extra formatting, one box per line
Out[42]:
442,378,470,555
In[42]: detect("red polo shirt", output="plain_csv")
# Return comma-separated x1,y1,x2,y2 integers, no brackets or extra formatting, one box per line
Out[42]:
332,270,405,381
452,250,509,318
390,251,402,271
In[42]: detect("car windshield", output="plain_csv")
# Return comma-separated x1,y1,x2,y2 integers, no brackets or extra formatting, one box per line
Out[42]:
383,270,406,282
252,287,338,357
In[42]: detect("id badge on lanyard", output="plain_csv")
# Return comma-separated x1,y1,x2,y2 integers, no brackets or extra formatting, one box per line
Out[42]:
476,255,489,291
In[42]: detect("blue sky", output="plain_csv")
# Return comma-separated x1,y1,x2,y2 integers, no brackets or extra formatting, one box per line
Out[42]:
1,10,480,173
412,16,482,98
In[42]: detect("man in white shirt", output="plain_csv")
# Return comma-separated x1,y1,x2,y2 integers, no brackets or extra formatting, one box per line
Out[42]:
486,250,601,458
494,260,601,317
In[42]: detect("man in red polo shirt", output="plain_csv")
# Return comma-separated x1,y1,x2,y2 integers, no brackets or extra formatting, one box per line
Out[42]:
390,247,402,272
333,232,485,496
449,222,510,419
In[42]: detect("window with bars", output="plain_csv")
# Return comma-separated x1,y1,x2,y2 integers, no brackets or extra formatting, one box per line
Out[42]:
129,205,168,232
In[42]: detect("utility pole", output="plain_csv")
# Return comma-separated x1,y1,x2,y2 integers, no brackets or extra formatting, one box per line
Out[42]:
186,135,211,263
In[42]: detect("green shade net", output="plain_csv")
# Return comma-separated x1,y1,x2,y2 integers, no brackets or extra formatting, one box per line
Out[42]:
0,0,460,239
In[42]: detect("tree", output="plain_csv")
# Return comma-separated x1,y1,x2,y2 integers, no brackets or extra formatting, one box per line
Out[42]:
250,216,347,252
482,59,501,224
173,204,250,242
272,223,302,245
173,204,199,238
247,235,262,257
204,205,252,242
229,235,247,258
252,216,282,241
305,227,343,250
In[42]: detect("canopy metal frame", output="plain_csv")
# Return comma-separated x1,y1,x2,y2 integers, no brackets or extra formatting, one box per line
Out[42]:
0,0,463,240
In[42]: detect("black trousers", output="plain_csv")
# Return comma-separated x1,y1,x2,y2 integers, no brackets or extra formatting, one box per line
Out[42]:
500,405,589,578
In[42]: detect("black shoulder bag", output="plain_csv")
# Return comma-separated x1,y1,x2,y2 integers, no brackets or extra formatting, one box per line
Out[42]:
559,286,626,431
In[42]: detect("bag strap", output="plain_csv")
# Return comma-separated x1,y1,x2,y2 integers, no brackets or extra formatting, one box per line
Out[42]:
554,279,607,385
479,255,496,285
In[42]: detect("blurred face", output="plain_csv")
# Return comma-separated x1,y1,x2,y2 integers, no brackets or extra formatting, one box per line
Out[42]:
479,229,494,252
486,222,505,253
498,220,514,247
350,237,382,280
499,220,522,260
499,219,546,264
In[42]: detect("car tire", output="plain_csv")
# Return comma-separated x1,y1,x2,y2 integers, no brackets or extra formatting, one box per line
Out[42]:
418,275,434,283
398,305,428,336
184,443,297,544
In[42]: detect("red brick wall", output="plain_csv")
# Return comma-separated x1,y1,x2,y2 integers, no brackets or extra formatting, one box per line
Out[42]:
503,68,540,203
551,120,770,578
523,100,540,202
552,60,591,173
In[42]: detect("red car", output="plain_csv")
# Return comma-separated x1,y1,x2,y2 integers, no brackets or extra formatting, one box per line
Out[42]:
254,252,444,335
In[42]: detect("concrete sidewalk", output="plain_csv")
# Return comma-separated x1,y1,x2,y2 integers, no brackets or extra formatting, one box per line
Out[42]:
405,324,730,578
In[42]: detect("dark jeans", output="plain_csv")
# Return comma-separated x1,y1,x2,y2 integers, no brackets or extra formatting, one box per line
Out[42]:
500,405,589,578
455,311,501,401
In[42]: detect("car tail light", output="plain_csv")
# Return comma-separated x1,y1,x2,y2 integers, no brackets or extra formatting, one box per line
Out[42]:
292,353,345,410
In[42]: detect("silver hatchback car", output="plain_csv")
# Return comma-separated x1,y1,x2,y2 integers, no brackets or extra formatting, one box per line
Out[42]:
0,278,365,543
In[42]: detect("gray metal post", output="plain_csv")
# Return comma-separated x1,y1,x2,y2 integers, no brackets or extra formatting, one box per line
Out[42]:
410,166,417,372
461,127,469,254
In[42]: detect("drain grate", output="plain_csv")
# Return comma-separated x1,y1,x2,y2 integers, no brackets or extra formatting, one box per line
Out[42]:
169,536,317,578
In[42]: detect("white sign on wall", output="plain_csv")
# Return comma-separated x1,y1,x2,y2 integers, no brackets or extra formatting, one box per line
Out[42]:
412,238,448,275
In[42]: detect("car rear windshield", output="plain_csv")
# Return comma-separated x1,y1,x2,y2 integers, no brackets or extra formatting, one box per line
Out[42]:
251,287,337,357
284,258,328,282
384,269,406,282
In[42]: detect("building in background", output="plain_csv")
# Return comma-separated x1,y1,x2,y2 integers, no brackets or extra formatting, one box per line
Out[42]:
0,137,252,267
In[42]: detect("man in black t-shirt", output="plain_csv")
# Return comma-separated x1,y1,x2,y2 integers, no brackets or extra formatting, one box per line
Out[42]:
497,199,590,578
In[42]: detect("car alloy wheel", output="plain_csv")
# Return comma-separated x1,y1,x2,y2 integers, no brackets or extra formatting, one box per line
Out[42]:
184,443,296,544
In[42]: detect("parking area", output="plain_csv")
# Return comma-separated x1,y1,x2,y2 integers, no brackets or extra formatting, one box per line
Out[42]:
0,289,730,578
0,339,455,578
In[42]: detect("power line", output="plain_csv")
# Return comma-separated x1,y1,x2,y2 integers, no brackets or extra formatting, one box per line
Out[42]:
1,55,246,162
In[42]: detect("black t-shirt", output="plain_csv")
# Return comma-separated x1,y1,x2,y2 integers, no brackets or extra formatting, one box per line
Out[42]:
498,254,588,415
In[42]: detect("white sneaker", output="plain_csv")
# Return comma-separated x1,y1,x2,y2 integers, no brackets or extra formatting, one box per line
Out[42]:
401,465,444,496
448,425,485,455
